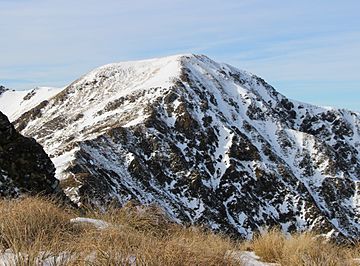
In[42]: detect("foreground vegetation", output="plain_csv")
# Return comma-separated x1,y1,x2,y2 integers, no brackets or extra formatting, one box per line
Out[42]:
245,229,359,266
0,197,359,265
0,197,239,265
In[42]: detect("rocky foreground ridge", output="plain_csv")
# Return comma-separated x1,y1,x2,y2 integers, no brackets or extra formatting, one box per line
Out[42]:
1,54,359,241
0,111,61,197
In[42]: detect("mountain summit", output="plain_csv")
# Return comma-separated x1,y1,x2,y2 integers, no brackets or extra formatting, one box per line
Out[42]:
1,54,359,241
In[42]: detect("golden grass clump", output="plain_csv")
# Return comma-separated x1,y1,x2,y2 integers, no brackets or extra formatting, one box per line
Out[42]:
0,197,77,250
0,197,80,265
72,226,239,265
249,229,356,266
75,201,239,265
86,201,175,237
250,228,286,262
0,197,240,265
1,197,359,265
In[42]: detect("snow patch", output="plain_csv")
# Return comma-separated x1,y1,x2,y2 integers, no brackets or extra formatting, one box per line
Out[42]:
70,217,110,229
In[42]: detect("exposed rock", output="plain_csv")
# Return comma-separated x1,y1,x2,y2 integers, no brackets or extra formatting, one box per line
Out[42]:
3,54,360,242
0,85,8,96
0,111,61,197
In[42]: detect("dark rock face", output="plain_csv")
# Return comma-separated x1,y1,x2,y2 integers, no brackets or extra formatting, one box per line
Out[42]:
8,54,360,242
0,85,8,96
0,112,60,197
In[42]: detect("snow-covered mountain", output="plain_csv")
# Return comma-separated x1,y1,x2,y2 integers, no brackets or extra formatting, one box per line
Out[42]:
1,54,359,241
0,86,62,121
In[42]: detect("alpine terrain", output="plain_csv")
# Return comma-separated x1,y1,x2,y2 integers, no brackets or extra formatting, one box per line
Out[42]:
0,111,61,197
1,54,359,242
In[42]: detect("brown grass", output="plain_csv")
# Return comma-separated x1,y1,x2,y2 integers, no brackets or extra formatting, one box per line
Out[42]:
0,197,240,265
247,228,357,266
1,197,359,265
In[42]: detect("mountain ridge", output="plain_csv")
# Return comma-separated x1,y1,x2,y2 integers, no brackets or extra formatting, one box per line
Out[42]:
1,54,359,241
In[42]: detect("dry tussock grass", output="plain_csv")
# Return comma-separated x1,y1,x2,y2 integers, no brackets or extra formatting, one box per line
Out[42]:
248,229,357,266
0,197,240,265
1,197,359,265
72,226,238,265
0,197,78,250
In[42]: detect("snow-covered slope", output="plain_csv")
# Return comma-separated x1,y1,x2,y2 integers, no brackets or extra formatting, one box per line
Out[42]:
0,86,62,121
2,54,360,242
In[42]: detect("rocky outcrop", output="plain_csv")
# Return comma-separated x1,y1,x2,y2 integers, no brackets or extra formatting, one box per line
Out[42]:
0,111,61,197
3,54,360,242
0,85,8,96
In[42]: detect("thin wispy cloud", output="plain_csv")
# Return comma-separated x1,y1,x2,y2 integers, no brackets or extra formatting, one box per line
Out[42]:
0,0,359,110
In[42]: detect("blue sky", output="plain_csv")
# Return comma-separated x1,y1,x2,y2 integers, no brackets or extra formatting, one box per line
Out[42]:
0,0,359,111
